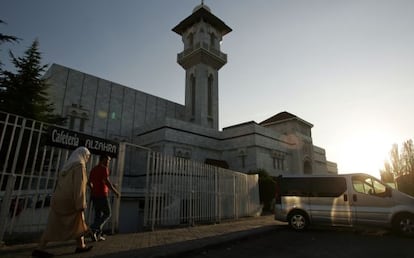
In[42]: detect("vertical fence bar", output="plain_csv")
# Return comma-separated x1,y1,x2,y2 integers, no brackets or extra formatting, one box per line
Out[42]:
175,157,180,224
155,153,162,226
209,166,214,221
28,131,45,231
148,152,155,229
160,154,167,225
112,142,126,234
7,118,27,233
0,113,10,149
10,118,26,176
150,152,158,230
143,151,151,227
215,168,220,223
194,163,198,223
172,156,178,225
164,156,170,225
0,174,16,242
188,161,193,226
0,113,10,191
1,114,16,176
182,159,188,224
178,158,184,224
201,164,205,222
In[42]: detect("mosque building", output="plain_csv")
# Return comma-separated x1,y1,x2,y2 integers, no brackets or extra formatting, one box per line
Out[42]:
44,3,338,177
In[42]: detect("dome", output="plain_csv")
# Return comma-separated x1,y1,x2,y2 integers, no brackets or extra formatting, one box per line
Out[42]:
192,3,211,13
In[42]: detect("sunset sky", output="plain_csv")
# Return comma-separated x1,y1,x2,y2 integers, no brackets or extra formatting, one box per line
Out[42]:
2,0,414,178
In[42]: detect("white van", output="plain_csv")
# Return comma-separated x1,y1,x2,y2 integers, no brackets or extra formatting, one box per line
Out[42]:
274,173,414,237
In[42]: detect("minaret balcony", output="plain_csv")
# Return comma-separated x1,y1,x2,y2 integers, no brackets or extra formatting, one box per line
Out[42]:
177,42,227,69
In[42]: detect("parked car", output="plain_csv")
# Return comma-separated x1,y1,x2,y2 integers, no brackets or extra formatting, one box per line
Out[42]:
274,173,414,237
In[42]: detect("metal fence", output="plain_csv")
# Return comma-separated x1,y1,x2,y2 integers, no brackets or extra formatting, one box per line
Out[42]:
0,111,261,242
115,143,261,231
0,112,121,242
142,151,261,230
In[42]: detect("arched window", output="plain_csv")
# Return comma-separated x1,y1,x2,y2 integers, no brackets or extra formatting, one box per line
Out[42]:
191,74,196,117
208,75,213,117
304,160,312,174
210,33,216,49
188,33,194,49
80,112,88,132
69,110,77,130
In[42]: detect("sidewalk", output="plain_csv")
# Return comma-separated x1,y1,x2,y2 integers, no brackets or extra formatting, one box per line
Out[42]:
0,215,280,258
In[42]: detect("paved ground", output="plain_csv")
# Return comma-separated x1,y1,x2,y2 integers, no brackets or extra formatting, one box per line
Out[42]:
175,224,410,258
0,215,278,258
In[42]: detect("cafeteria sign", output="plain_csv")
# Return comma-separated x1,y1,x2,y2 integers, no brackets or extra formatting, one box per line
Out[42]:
46,126,119,157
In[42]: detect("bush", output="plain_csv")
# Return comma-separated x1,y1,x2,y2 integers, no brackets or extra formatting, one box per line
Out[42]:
250,169,276,212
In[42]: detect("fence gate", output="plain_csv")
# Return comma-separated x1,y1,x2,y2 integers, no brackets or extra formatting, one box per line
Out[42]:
0,111,121,243
118,143,261,231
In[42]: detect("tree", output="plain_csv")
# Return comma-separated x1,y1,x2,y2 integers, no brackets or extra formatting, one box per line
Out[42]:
380,162,394,183
0,39,65,124
401,140,414,175
250,169,276,212
0,19,20,68
382,140,414,177
0,20,19,44
381,139,414,196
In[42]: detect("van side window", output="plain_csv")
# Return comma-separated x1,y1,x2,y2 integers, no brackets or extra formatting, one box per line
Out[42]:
279,177,346,197
280,178,310,197
352,176,387,197
310,178,347,197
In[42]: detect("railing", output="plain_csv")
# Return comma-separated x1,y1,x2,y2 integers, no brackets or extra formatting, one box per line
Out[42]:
177,41,228,62
116,143,261,230
141,151,260,230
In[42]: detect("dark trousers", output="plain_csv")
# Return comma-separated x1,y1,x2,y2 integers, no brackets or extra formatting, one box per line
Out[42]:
91,196,111,233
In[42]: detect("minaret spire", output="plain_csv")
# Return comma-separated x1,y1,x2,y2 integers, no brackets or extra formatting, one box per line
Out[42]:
172,4,232,129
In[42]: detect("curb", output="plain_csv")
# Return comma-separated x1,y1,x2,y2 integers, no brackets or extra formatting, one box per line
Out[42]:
93,225,277,258
0,216,278,258
158,225,277,258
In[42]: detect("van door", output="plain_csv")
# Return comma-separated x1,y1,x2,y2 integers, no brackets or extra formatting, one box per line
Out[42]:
308,177,353,226
350,175,394,226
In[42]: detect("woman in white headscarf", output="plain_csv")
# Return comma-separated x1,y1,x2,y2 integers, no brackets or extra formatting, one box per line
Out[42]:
32,147,93,258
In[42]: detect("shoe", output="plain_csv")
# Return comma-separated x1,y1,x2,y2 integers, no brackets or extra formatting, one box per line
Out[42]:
75,246,93,253
32,249,54,258
91,231,98,242
98,235,106,241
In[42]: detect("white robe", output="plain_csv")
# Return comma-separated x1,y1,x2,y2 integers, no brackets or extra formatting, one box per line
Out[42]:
41,162,89,241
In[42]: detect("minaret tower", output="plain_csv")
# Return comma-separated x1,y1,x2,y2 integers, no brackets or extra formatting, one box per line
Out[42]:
172,3,232,129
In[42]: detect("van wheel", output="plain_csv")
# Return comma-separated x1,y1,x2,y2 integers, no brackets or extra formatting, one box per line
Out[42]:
288,211,308,231
393,214,414,237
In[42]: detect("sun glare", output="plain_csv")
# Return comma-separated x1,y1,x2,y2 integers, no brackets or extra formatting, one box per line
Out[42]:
336,131,394,179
